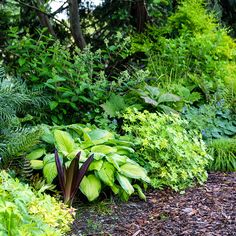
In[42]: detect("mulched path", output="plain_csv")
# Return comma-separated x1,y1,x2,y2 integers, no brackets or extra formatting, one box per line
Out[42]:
70,172,236,236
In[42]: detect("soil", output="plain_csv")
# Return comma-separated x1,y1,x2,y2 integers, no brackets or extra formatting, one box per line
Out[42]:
70,172,236,236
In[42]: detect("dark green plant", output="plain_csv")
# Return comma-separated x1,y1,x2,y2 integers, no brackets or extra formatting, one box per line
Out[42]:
123,108,212,191
55,149,94,206
207,138,236,172
0,65,47,169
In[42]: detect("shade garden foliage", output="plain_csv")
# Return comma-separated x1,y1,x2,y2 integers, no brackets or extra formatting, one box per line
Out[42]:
0,0,236,234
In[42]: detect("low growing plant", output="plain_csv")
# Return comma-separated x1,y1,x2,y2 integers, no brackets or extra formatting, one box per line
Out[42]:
207,138,236,172
0,170,74,235
27,124,150,202
123,108,212,191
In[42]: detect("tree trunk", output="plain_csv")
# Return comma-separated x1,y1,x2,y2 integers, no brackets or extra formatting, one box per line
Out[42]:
68,0,86,50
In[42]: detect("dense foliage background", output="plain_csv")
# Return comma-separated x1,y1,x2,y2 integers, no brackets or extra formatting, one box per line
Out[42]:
0,0,236,234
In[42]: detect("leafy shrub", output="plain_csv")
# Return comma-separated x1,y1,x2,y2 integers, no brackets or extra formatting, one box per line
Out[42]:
26,125,150,202
123,108,211,191
182,102,236,140
6,29,110,124
207,138,236,172
0,170,74,235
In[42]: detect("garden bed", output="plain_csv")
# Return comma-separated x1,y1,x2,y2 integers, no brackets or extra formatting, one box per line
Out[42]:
70,172,236,236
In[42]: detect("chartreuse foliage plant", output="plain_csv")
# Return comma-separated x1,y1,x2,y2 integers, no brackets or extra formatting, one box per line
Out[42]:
207,138,236,172
123,108,211,191
27,124,150,202
0,170,74,236
131,0,236,102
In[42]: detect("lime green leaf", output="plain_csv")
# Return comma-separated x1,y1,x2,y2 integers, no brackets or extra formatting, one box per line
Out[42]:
88,129,114,145
116,173,134,195
133,184,146,201
30,160,43,169
96,162,115,186
67,148,87,161
91,145,117,154
26,148,46,160
80,174,101,201
41,126,54,144
88,160,103,171
105,154,127,170
43,162,57,184
54,130,75,156
111,184,120,195
43,154,55,165
116,146,135,154
119,163,150,183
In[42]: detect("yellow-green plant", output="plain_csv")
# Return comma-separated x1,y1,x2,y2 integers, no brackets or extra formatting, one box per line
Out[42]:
123,108,212,191
0,170,74,235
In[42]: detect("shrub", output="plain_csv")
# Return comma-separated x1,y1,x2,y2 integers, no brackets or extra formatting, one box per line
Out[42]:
0,170,74,235
123,108,211,191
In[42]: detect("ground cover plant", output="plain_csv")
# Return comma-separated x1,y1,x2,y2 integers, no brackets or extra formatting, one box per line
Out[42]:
0,170,74,235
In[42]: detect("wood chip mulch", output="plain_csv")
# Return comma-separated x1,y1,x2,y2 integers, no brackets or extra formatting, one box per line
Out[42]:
70,172,236,236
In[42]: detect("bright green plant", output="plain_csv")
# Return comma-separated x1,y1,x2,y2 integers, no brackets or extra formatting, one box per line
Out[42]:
131,0,236,103
123,108,211,191
207,138,236,172
26,124,150,202
182,102,236,140
0,170,74,235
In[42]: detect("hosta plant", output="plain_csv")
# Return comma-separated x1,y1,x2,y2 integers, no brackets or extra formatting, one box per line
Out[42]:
26,124,150,202
123,108,212,191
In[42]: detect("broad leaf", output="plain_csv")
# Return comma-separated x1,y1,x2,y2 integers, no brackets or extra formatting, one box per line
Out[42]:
116,173,134,195
30,160,43,169
88,160,103,171
91,145,117,154
96,162,115,186
158,93,180,104
54,130,75,156
43,161,58,184
133,184,146,201
119,163,150,183
141,96,158,106
88,129,114,145
80,174,101,201
26,148,46,160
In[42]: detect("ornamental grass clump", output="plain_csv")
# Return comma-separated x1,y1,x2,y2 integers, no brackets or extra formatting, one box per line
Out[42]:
123,108,212,191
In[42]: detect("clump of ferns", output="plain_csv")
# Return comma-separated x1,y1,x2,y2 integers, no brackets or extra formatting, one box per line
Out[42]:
207,138,236,172
0,65,48,179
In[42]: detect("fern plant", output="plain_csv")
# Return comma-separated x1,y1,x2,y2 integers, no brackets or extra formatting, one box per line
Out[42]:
0,65,47,171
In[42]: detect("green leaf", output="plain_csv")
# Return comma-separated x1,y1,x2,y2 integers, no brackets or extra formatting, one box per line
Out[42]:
67,148,87,161
49,101,58,110
54,130,75,156
105,154,127,170
26,148,46,160
145,85,160,97
96,162,115,186
30,160,43,169
157,93,180,104
43,161,57,184
43,154,56,165
80,174,101,201
41,126,54,144
119,163,150,183
133,184,146,201
91,145,117,154
101,94,127,117
88,129,114,145
116,173,134,195
88,160,103,171
141,96,158,106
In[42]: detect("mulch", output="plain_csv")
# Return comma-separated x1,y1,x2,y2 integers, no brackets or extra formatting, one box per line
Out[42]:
70,172,236,236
